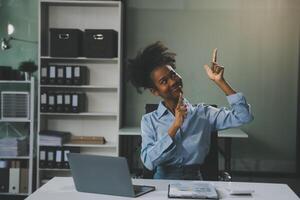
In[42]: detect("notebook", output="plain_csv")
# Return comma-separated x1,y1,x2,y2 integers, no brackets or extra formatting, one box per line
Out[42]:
168,182,219,199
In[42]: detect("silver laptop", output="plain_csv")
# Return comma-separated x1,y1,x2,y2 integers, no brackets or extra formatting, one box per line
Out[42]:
68,153,155,197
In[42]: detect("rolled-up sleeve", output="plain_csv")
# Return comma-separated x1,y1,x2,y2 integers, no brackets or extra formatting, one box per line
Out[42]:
205,92,254,131
140,116,176,170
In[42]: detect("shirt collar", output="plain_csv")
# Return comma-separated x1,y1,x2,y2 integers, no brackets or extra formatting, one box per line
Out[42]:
156,98,191,119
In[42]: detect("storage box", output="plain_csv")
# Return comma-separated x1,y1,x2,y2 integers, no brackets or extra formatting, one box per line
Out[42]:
50,29,83,57
83,29,118,58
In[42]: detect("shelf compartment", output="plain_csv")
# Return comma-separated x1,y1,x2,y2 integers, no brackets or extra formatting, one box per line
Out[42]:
40,85,118,90
40,112,117,117
0,156,30,159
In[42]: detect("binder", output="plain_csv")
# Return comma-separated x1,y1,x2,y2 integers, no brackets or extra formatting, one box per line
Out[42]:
47,93,56,112
19,168,28,193
65,66,73,85
0,168,9,192
40,66,48,85
63,147,80,168
39,148,47,168
73,66,89,85
63,149,71,169
9,161,20,194
48,65,57,84
55,148,63,168
71,93,86,113
56,65,65,85
56,93,64,113
47,147,56,168
63,93,72,112
40,92,48,112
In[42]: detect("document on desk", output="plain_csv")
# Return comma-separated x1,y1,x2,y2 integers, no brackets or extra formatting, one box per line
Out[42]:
168,182,219,199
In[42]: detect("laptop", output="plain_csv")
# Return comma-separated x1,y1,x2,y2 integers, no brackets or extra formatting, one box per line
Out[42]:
68,153,155,197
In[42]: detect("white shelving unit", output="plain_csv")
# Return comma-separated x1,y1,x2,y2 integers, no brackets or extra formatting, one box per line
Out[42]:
0,78,35,195
37,0,123,187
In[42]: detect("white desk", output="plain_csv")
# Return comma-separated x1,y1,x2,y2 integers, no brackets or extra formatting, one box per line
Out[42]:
25,177,299,200
119,127,248,172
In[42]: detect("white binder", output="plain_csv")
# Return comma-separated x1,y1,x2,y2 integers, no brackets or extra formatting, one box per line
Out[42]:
9,168,20,193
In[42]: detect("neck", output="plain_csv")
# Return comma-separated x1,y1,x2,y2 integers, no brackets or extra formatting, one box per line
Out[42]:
163,99,178,114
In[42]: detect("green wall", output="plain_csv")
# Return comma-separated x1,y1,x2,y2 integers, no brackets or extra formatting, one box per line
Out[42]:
125,0,300,172
0,0,38,69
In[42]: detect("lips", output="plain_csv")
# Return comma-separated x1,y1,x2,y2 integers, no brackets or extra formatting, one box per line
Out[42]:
171,83,182,93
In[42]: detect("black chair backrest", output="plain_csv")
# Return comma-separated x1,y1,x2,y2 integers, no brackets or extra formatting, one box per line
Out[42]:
142,103,219,180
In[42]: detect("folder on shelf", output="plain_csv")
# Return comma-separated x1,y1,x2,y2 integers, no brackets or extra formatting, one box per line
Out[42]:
48,65,57,84
9,161,20,194
39,149,47,168
40,92,48,112
55,148,63,168
41,66,48,85
64,93,72,112
71,93,86,113
56,93,64,113
63,149,71,169
47,147,56,168
19,168,28,193
47,93,56,112
63,147,80,169
0,168,9,192
73,66,89,85
56,65,65,85
65,66,73,85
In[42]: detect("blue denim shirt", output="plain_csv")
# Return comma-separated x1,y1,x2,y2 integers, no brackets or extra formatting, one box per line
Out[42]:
140,92,253,171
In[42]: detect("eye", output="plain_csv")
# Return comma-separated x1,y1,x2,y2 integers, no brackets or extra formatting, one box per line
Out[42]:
161,79,167,84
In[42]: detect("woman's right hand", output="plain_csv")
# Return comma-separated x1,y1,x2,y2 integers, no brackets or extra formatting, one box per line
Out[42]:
173,93,188,129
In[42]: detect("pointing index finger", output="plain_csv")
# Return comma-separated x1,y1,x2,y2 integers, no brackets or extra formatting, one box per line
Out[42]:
177,93,183,108
212,48,218,63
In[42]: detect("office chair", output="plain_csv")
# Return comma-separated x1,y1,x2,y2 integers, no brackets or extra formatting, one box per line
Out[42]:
142,103,231,181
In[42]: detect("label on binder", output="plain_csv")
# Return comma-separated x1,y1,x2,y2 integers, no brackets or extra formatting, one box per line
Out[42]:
57,95,63,104
58,68,64,78
64,95,70,104
42,67,47,77
72,95,78,106
74,67,80,77
49,96,55,105
41,93,47,104
66,67,72,78
49,66,56,78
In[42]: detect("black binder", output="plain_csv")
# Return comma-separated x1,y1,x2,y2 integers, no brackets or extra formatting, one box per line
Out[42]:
65,66,73,85
0,168,9,192
39,148,47,168
73,66,89,85
47,93,56,112
55,147,63,168
40,66,48,85
63,93,72,112
40,92,48,112
71,93,86,113
48,65,57,84
46,147,56,168
56,65,65,85
62,147,80,169
55,93,64,113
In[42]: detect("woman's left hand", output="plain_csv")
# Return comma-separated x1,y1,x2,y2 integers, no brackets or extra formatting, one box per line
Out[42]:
204,48,225,82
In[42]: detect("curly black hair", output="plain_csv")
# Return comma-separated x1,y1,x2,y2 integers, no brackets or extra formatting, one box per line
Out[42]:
127,41,176,93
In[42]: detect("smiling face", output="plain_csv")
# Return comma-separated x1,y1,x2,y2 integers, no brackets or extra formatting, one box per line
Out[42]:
150,65,183,102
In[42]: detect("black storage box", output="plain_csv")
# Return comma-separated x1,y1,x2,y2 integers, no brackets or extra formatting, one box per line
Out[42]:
83,29,118,58
50,28,83,57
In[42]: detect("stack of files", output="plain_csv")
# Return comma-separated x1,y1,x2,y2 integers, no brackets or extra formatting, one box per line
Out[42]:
0,137,28,157
39,146,80,169
69,136,106,145
39,130,71,146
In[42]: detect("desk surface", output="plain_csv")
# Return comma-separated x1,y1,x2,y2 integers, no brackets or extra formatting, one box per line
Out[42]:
26,177,299,200
119,127,248,138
